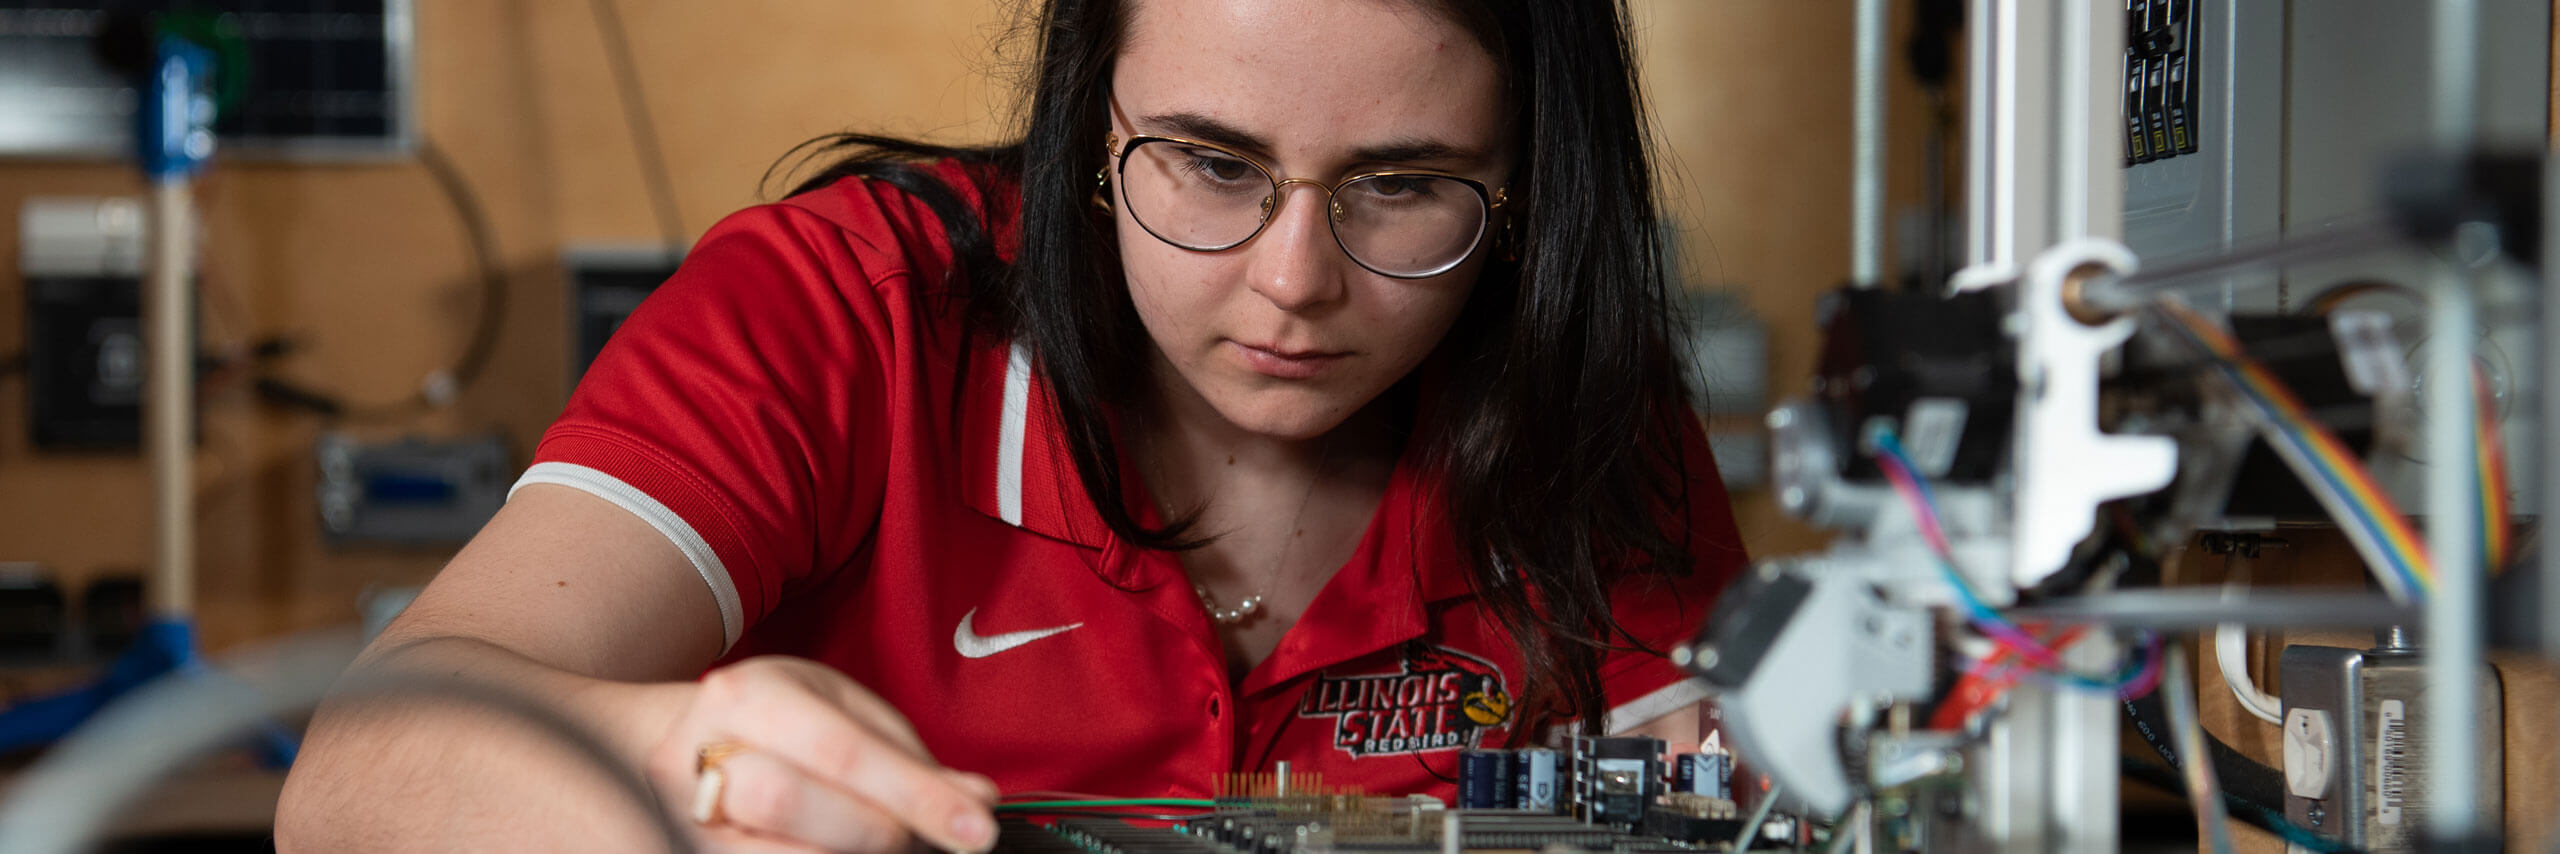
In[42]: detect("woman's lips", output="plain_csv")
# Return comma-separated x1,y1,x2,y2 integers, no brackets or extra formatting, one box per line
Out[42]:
1230,340,1347,379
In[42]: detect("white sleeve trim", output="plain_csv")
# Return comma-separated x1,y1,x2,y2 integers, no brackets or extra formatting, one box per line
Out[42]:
995,340,1032,526
511,461,744,653
1606,677,1713,736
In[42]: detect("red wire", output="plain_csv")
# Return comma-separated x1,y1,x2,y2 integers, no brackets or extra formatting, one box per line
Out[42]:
1927,625,2090,731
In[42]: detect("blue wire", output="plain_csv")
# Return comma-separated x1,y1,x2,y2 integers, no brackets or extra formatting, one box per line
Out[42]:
1869,431,1939,507
1869,431,2000,625
1871,426,2151,693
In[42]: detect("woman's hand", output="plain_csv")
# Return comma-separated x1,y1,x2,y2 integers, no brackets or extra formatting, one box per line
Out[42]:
649,655,1000,853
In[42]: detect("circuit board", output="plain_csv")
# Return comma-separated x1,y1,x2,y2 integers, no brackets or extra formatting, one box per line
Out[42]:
993,739,1766,854
994,811,1733,854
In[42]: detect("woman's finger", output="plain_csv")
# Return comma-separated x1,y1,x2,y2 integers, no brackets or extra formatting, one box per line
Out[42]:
815,675,932,759
700,750,914,853
694,672,996,852
697,825,832,854
941,770,1000,804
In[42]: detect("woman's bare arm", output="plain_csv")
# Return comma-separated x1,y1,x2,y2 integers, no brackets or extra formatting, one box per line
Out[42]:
275,485,719,849
275,485,997,852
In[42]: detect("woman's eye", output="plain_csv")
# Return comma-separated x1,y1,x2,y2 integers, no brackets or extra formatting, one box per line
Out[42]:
1182,151,1255,183
1360,176,1441,201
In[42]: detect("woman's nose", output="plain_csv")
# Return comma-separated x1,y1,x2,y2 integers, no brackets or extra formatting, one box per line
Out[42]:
1244,181,1350,313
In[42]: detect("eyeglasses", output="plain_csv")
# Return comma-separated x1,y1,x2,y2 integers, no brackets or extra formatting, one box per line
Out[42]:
1106,132,1508,279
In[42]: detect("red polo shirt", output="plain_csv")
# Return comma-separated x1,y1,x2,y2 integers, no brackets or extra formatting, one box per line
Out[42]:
513,161,1749,801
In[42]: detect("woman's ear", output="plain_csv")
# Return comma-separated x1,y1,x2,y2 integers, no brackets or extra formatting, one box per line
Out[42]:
1489,186,1521,263
1092,132,1118,214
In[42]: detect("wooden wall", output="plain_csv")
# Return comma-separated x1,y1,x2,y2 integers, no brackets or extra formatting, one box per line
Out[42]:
1636,1,1940,561
0,1,1918,651
0,1,1017,649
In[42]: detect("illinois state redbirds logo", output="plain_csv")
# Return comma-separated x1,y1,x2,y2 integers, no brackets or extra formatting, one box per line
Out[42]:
1296,643,1513,758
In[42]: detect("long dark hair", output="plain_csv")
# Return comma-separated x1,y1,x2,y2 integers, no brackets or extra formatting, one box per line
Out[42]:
772,0,1709,735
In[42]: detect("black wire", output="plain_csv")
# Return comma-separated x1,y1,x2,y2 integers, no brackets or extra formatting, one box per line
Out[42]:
587,0,689,264
2121,756,2362,854
1409,747,1458,784
252,141,506,420
414,141,507,396
2123,690,2284,809
2120,691,2357,852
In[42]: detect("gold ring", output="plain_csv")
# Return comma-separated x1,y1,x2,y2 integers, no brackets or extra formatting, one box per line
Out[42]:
696,741,751,774
691,741,752,826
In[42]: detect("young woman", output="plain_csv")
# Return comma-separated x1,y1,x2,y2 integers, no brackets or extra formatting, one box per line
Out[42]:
278,0,1748,851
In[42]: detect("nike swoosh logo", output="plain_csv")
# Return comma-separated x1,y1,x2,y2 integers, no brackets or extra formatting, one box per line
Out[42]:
953,608,1083,659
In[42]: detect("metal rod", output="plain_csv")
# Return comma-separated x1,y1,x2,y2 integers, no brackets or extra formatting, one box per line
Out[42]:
1851,0,1887,287
2424,0,2483,843
1987,0,2017,271
2423,256,2486,844
1960,0,1999,275
2210,0,2245,314
2052,630,2119,851
1823,801,1871,854
2052,0,2092,242
1731,782,1784,852
2543,99,2560,851
146,177,192,621
2431,0,2480,145
2544,81,2560,673
2162,647,2235,854
2002,589,2421,630
2070,219,2406,314
2419,257,2488,842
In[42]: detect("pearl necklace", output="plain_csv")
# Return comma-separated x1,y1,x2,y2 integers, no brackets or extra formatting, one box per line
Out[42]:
1196,585,1265,624
1190,442,1332,626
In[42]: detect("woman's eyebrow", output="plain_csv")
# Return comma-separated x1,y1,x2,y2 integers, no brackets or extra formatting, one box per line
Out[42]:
1351,137,1481,167
1140,111,1271,153
1139,111,1485,167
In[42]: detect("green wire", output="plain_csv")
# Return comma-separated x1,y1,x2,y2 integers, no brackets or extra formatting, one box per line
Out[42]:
995,798,1217,811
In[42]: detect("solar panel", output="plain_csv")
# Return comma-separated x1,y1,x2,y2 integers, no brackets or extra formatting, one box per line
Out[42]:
0,0,413,160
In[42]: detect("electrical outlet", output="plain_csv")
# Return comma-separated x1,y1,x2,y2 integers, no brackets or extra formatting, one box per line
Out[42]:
316,433,512,546
2279,640,2502,852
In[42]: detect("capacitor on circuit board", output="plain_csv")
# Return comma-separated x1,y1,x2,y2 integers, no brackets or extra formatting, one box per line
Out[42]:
1459,749,1516,808
1515,748,1560,812
1673,751,1732,799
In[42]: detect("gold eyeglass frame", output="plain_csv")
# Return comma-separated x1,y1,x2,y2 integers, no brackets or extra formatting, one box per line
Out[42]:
1103,132,1510,279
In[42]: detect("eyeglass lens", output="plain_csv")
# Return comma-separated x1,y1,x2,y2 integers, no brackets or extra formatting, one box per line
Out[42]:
1118,139,1488,277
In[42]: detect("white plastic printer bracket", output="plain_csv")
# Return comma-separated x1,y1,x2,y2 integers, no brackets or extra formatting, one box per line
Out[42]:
2011,238,2178,589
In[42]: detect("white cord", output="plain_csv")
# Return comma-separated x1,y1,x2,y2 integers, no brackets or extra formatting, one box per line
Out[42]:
1823,801,1870,854
2215,570,2284,726
0,631,689,854
2214,621,2284,725
1733,782,1784,852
